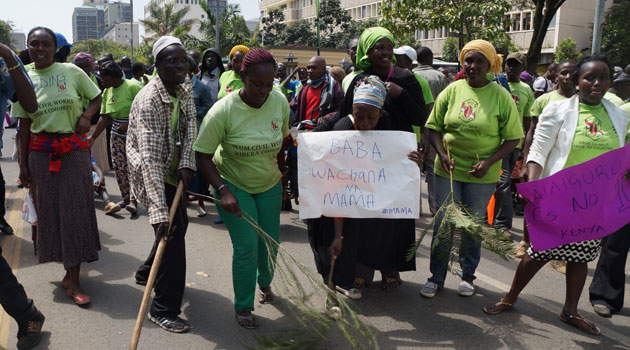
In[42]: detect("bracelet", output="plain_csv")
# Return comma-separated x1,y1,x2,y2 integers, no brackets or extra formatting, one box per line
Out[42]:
7,62,20,71
80,113,91,120
217,183,228,193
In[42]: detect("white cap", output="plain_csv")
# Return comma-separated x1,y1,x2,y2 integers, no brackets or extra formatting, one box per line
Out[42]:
393,45,417,62
152,36,183,60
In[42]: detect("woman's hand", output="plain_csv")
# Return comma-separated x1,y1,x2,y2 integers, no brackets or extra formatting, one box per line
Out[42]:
19,165,30,188
329,236,343,261
75,116,91,135
407,151,422,167
220,189,241,218
116,122,129,134
386,82,403,99
468,160,491,178
87,136,95,147
438,153,454,174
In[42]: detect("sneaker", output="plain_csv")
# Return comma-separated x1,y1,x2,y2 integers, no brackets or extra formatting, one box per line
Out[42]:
336,285,362,300
514,240,530,258
458,280,475,297
16,310,45,350
214,217,223,224
0,219,13,235
592,304,612,318
420,281,441,298
501,229,512,239
148,313,190,333
196,207,207,217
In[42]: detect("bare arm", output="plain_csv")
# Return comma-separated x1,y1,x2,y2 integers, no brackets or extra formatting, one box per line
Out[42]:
0,44,37,113
195,151,240,217
468,139,519,178
18,119,32,187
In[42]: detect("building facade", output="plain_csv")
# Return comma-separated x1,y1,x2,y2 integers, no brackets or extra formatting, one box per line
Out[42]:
104,1,133,29
10,32,26,51
72,5,106,43
259,0,610,65
144,0,227,39
103,22,140,47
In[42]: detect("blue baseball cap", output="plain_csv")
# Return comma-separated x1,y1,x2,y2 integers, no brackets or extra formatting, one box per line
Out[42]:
55,33,72,52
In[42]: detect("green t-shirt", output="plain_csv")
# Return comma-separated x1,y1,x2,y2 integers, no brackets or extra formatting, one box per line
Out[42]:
507,81,534,148
622,103,630,142
100,79,143,119
193,89,290,193
342,70,362,94
412,72,435,142
530,90,569,118
604,91,625,107
13,63,101,133
425,79,524,183
165,96,180,186
564,103,619,169
217,70,243,100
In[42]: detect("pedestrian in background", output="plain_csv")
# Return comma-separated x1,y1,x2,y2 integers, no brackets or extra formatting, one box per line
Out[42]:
217,45,249,100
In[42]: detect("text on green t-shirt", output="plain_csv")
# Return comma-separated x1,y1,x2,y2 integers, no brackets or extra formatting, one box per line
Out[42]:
100,79,143,119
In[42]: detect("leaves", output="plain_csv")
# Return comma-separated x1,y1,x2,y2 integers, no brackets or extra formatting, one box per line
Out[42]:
69,39,151,64
0,20,12,48
442,38,459,63
554,37,578,63
602,0,630,67
141,2,194,44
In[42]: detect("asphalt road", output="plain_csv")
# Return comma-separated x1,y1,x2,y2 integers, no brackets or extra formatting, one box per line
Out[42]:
0,128,628,350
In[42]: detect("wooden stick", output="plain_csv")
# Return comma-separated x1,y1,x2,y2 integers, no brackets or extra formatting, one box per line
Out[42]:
129,181,185,350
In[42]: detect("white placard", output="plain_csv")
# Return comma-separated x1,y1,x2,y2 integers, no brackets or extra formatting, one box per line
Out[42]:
297,130,420,219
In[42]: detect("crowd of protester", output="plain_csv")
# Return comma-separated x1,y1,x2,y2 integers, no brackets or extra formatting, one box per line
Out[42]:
0,23,629,350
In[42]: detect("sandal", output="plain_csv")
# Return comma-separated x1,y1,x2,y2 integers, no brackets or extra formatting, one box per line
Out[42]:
104,202,121,215
483,295,515,315
560,309,601,336
335,285,362,300
258,287,275,304
352,277,367,293
381,276,402,292
67,289,91,306
235,311,258,329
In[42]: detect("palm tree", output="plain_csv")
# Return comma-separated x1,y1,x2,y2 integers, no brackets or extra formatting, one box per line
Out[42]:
141,2,195,44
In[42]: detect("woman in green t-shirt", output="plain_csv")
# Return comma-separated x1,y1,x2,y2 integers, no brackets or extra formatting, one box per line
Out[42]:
483,54,629,336
89,61,142,216
421,40,523,299
194,48,289,329
14,27,103,306
217,44,250,100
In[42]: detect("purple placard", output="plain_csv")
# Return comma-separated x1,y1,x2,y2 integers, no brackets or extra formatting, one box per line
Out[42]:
516,143,630,251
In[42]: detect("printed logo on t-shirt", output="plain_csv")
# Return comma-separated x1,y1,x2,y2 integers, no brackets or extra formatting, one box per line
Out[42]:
511,94,520,105
110,95,118,103
271,117,281,137
584,117,604,140
459,99,478,123
57,81,67,92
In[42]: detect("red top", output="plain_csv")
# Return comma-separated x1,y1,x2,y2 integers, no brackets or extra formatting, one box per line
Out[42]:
305,85,324,122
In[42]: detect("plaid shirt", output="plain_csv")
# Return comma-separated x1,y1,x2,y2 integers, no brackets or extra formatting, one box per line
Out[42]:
127,74,197,224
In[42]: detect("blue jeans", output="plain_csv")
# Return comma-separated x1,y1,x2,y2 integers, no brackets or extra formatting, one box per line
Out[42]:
428,175,496,286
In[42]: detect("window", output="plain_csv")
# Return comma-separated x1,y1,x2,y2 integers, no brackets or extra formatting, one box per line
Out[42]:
361,6,366,19
512,13,521,32
423,29,429,40
503,15,511,32
523,11,532,31
201,14,204,18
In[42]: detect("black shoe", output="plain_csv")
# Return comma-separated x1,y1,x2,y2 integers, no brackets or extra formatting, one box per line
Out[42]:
148,313,190,333
17,310,45,350
134,274,147,286
0,220,14,235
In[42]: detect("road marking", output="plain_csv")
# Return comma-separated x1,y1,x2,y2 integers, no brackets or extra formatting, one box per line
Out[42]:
476,271,630,345
0,189,25,350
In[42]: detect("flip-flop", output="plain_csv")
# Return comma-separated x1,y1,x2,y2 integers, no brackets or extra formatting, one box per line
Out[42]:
483,296,514,315
235,312,258,329
104,202,121,215
67,289,91,306
258,288,275,304
560,309,601,336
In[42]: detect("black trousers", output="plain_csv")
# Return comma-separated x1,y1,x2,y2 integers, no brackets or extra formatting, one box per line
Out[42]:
136,184,188,317
0,246,37,324
589,224,630,312
0,164,5,218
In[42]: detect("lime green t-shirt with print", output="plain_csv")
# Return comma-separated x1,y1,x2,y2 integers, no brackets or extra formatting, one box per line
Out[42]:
604,92,625,107
564,103,619,169
530,90,569,118
507,81,534,148
412,73,435,142
425,79,524,184
193,89,290,194
622,103,630,142
100,79,143,119
217,70,243,100
342,70,362,94
165,96,180,186
13,63,101,134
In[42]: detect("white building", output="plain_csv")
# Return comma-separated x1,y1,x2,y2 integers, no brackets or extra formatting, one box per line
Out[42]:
10,32,26,51
103,22,140,47
144,0,226,40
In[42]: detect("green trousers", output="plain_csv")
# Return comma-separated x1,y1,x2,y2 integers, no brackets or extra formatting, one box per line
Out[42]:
216,181,282,312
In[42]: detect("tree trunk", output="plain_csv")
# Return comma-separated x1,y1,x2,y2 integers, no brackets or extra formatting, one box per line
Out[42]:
525,0,566,74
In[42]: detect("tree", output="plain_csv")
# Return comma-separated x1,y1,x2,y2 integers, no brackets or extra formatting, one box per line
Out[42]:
601,0,630,67
554,37,578,62
141,2,194,44
442,37,459,62
259,8,286,46
521,0,567,73
218,4,251,56
318,0,353,49
69,39,150,63
0,20,11,47
491,32,519,59
279,20,315,46
381,0,512,50
338,18,380,48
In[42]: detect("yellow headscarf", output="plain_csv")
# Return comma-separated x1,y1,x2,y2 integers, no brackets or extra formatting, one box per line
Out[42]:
458,40,503,76
229,45,250,59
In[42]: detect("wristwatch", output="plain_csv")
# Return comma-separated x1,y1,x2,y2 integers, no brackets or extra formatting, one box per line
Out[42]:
217,183,228,194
